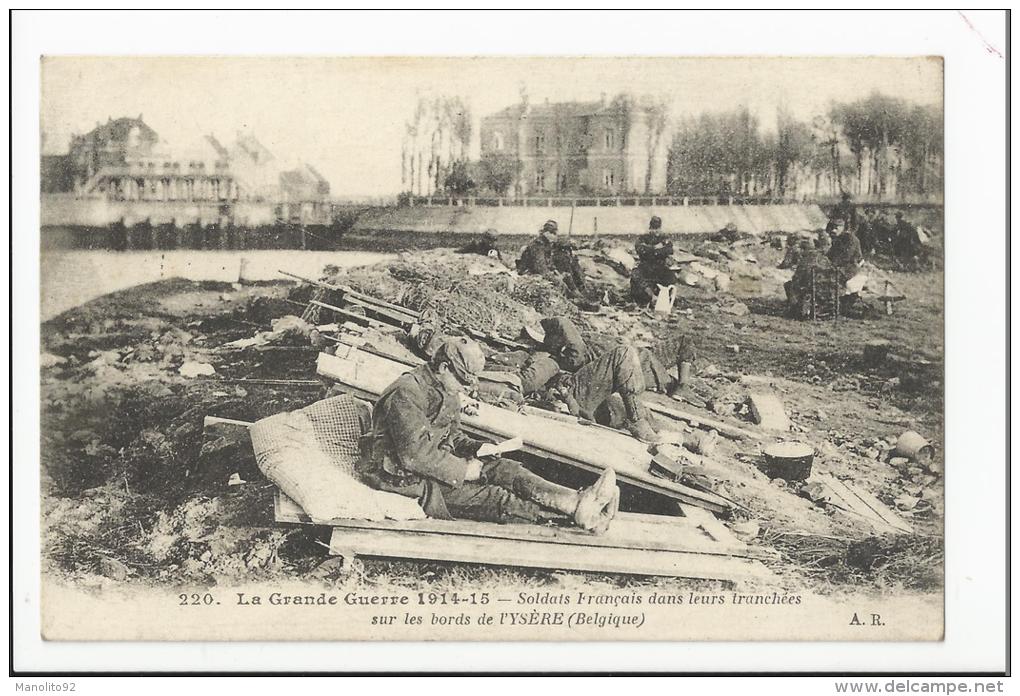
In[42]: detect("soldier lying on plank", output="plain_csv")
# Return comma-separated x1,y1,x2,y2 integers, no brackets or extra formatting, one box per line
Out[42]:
409,313,699,445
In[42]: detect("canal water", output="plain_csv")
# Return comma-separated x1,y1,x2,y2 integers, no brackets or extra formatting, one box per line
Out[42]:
40,249,395,321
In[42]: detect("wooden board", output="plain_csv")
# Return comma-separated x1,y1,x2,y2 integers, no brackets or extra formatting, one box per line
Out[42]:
275,491,769,560
328,526,771,582
316,350,734,513
272,493,770,582
747,392,792,432
813,473,913,534
642,393,764,442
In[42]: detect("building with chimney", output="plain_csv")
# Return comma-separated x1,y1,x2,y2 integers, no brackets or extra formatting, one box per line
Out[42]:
479,95,669,197
41,116,332,225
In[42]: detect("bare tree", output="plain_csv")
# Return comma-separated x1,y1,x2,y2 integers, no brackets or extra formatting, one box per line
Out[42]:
639,95,669,194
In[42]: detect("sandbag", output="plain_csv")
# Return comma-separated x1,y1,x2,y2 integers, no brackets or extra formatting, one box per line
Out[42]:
250,395,425,522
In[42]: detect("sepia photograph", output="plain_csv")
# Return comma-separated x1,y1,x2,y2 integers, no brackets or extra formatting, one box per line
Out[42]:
6,4,1012,680
30,50,955,644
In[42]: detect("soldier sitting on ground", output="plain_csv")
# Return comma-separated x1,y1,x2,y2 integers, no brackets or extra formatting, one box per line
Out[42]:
516,220,590,300
358,336,620,534
784,239,835,318
630,215,678,306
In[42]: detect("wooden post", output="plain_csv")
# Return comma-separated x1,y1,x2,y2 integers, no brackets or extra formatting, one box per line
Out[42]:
810,270,817,320
683,197,689,207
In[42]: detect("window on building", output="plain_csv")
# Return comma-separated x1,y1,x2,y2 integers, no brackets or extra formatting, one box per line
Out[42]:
603,169,615,188
535,170,546,191
605,129,615,149
534,134,545,153
493,132,504,150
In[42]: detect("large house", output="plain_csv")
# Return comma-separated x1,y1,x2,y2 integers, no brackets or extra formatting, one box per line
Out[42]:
42,116,331,224
479,95,669,197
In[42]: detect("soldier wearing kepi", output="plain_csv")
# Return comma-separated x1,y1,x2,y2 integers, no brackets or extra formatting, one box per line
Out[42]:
516,219,589,300
630,215,677,306
359,336,620,534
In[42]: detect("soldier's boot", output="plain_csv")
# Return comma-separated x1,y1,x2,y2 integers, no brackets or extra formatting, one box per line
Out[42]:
587,487,620,536
669,360,707,408
407,307,442,357
572,468,620,534
521,468,618,535
621,391,663,444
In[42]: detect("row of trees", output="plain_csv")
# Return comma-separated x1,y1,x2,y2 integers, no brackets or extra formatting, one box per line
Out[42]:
403,91,943,202
666,94,943,201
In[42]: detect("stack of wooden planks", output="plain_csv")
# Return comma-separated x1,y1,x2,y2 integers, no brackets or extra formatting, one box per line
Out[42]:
810,472,913,534
275,491,773,583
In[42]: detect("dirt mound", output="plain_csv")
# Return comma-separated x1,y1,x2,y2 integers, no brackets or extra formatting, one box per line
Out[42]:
331,250,582,337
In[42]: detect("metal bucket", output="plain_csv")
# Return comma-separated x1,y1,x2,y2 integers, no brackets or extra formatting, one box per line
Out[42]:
762,441,815,481
894,431,934,463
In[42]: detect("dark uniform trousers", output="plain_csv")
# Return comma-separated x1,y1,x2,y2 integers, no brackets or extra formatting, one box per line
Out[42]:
561,344,646,421
433,458,549,524
360,365,554,525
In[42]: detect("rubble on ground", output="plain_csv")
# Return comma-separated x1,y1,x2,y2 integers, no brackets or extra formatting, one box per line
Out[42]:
38,231,943,595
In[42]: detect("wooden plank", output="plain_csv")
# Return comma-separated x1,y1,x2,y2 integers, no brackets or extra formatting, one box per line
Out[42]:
843,483,913,533
279,270,421,319
747,392,792,431
309,300,388,329
275,491,764,559
643,397,764,442
204,415,253,428
316,351,734,513
340,295,419,326
814,473,912,534
282,269,530,350
328,527,772,583
681,506,743,546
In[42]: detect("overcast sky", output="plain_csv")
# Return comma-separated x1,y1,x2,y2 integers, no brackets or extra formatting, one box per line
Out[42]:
41,56,943,197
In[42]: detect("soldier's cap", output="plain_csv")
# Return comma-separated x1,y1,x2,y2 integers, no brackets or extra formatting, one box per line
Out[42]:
541,220,559,234
724,222,738,232
433,336,486,386
649,215,662,230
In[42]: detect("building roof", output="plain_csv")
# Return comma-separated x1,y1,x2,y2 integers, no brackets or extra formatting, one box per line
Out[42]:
76,116,159,147
233,134,275,165
485,100,610,121
204,135,229,158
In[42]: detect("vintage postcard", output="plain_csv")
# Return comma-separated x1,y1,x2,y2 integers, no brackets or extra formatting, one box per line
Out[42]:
38,54,945,642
